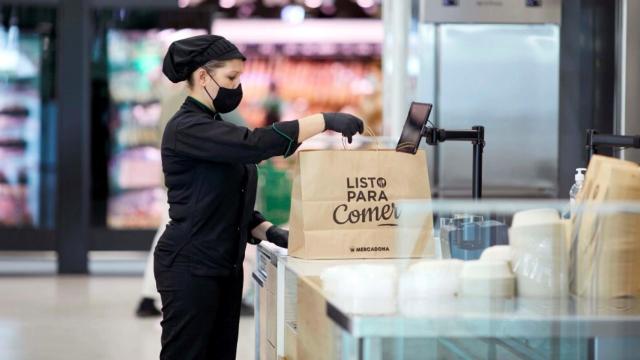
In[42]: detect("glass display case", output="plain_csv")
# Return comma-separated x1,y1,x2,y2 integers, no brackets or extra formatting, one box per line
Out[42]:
0,6,56,233
0,40,42,227
103,28,205,229
256,195,640,360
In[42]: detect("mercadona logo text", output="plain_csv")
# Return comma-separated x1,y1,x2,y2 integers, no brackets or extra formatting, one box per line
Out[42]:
349,246,390,253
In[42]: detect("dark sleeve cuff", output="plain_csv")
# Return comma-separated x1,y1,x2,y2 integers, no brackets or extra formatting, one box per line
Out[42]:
248,211,267,245
249,210,267,230
271,121,301,158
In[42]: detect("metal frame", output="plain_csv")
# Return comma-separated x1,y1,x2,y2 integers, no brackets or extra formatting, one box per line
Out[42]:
615,0,640,163
423,125,485,199
55,0,92,273
586,129,640,160
558,0,617,197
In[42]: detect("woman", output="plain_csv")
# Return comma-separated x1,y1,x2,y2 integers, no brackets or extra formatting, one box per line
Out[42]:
155,34,364,360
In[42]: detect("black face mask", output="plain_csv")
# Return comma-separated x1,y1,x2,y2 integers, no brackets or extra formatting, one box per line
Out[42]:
203,70,243,114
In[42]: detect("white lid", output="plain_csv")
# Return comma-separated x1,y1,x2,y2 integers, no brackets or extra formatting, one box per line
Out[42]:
480,245,512,263
575,168,587,183
511,208,560,227
461,260,514,279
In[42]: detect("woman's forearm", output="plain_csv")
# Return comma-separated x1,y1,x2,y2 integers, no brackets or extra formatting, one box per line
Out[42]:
251,221,273,242
297,114,325,142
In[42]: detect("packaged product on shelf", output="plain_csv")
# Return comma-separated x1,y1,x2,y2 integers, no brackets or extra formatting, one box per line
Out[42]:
0,183,19,226
107,188,166,229
116,125,161,149
0,115,27,142
0,170,32,227
238,58,382,131
110,146,162,190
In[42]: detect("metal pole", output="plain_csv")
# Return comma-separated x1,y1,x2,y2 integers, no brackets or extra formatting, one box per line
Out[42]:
586,129,596,161
472,126,484,199
56,0,91,273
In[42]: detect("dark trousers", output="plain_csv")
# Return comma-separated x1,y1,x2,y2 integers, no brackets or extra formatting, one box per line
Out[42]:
155,258,244,360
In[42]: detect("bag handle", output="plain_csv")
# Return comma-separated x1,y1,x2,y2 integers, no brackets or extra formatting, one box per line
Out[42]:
341,125,381,151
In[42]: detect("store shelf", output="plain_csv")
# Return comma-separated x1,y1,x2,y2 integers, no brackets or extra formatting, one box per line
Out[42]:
0,34,44,229
0,229,55,250
0,140,28,149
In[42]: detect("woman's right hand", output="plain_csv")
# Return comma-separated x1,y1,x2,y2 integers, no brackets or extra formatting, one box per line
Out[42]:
322,112,365,143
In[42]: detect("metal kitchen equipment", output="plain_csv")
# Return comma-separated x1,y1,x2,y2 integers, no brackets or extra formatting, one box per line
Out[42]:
416,0,561,198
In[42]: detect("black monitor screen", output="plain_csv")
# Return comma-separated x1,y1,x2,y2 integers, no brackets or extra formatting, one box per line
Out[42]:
396,102,433,154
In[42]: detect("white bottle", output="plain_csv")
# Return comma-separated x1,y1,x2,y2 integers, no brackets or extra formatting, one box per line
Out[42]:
569,168,587,216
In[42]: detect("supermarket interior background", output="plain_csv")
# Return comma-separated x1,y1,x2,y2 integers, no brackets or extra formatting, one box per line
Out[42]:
1,0,640,359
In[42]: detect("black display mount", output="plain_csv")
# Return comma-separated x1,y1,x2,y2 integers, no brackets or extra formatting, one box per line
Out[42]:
586,129,640,160
423,126,486,199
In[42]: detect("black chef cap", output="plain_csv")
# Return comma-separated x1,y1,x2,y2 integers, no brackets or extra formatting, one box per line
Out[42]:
162,35,246,83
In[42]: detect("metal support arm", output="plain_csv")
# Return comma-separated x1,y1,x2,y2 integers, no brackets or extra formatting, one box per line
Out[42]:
422,126,486,199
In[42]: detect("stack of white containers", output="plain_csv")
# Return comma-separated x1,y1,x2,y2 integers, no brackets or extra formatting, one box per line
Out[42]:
398,260,464,315
320,264,397,315
509,209,569,297
320,209,572,316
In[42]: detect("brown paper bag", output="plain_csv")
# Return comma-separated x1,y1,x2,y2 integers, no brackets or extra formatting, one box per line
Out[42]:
288,149,434,259
570,155,640,298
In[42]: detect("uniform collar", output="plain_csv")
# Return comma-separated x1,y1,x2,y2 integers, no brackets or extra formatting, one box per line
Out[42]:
186,96,220,120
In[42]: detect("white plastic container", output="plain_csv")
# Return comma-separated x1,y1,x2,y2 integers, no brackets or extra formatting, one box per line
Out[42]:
398,260,464,315
460,260,515,298
399,260,464,298
480,245,513,264
510,209,569,298
512,208,561,227
321,264,397,315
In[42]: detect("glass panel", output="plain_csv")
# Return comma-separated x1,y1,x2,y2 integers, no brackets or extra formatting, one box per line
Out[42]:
281,197,640,359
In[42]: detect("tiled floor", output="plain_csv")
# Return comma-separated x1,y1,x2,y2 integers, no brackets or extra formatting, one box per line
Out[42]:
0,276,255,360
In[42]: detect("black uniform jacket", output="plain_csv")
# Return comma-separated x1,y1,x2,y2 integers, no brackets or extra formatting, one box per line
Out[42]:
155,96,300,276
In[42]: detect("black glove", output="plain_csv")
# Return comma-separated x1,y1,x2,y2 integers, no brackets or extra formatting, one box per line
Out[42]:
322,112,365,144
266,225,288,249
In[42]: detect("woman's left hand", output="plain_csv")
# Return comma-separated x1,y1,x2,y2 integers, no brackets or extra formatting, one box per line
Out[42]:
266,226,288,249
